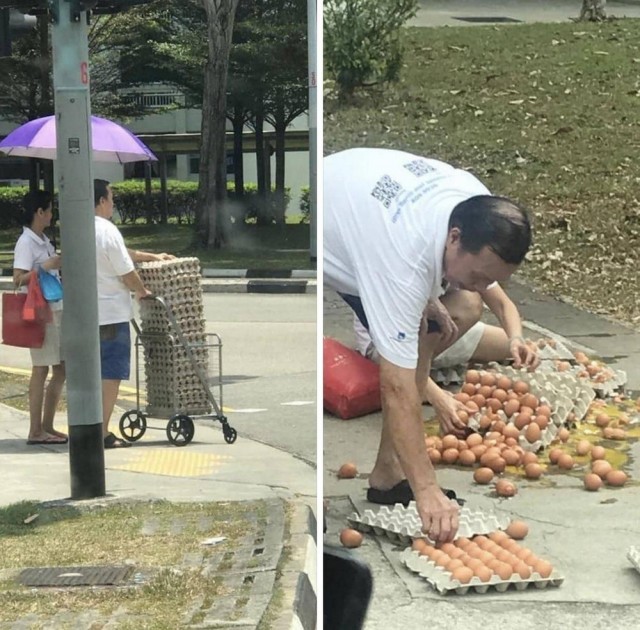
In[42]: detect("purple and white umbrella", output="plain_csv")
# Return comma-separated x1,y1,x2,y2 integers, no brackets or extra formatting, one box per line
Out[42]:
0,114,157,163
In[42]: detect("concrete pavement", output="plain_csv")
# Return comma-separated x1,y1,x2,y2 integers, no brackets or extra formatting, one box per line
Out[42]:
323,280,640,630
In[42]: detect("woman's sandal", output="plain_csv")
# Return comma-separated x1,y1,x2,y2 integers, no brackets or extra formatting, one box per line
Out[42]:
104,432,131,449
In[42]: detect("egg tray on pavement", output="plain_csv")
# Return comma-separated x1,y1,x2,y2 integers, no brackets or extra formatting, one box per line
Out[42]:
400,541,564,595
347,502,510,545
137,258,212,416
464,364,595,453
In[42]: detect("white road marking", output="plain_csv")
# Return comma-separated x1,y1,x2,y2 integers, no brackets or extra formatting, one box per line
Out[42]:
280,401,314,406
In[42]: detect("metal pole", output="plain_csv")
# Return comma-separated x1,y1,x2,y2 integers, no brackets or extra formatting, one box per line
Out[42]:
307,0,317,263
51,0,105,498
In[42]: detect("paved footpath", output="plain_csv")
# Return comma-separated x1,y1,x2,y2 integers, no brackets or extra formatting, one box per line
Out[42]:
324,279,640,630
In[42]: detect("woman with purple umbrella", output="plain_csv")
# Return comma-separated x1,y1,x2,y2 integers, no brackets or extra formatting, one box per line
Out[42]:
13,190,67,445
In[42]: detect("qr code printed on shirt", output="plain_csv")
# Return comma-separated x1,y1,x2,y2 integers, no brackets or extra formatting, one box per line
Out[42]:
403,159,436,177
371,175,402,208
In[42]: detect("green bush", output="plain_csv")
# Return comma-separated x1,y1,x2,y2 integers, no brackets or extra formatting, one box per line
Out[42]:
324,0,418,98
299,186,310,224
0,187,28,229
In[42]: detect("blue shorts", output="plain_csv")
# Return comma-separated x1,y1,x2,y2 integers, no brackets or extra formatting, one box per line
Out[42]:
338,292,441,334
99,322,131,380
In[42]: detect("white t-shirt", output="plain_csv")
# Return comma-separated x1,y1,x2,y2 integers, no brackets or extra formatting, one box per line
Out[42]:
95,216,135,325
324,148,490,369
13,227,63,312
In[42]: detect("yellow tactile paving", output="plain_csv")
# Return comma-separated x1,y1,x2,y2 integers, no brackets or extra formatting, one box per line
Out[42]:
110,449,232,477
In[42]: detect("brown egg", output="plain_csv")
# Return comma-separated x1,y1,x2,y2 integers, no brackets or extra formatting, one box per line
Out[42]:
338,463,358,479
502,449,520,466
514,413,531,430
584,473,603,491
609,428,627,441
478,385,494,399
473,467,494,484
428,448,442,464
503,399,520,418
522,452,539,466
457,410,470,424
558,428,570,442
412,538,428,553
591,445,606,460
513,380,529,395
502,425,520,441
592,459,613,479
451,566,474,584
466,432,483,448
477,415,492,431
458,449,476,467
454,392,471,404
441,448,459,465
493,388,508,402
521,393,539,410
595,414,610,428
557,453,574,470
548,447,563,464
441,434,458,450
465,369,481,384
535,405,552,418
474,565,493,582
494,561,514,580
524,423,541,444
461,382,477,396
480,372,496,387
457,439,468,451
576,440,592,456
466,400,480,414
495,479,517,497
445,558,464,573
470,444,487,458
524,462,543,479
489,530,509,544
505,520,529,539
505,436,519,448
496,375,513,391
485,431,504,443
486,398,502,413
340,528,363,548
574,351,589,364
534,415,550,430
533,559,553,578
487,457,507,474
605,470,628,487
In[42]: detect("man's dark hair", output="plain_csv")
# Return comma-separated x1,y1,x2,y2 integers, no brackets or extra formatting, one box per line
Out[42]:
448,195,532,264
94,179,111,208
22,190,53,227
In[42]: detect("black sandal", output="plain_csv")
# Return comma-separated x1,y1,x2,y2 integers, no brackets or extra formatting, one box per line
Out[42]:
366,480,465,506
104,432,131,449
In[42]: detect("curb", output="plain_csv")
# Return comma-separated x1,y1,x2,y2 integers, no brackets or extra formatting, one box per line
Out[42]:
272,502,318,630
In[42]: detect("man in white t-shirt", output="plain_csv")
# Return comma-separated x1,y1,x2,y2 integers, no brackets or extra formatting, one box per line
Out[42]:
324,148,533,543
94,179,174,449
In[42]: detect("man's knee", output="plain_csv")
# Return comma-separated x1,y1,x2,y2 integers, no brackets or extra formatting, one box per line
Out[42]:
442,290,483,331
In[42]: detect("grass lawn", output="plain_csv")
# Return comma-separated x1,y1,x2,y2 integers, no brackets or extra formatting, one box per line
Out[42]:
0,500,268,628
0,219,314,271
325,19,640,327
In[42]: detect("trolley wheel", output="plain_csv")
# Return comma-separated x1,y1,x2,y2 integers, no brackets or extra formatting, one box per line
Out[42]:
119,409,147,442
167,414,194,446
223,426,237,444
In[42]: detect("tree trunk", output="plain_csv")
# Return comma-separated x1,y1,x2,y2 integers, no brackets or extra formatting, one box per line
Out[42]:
196,0,240,248
579,0,606,21
232,107,245,198
254,106,271,226
274,99,287,225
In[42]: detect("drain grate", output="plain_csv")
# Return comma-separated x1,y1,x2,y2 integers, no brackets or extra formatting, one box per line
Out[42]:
455,16,521,23
19,565,133,587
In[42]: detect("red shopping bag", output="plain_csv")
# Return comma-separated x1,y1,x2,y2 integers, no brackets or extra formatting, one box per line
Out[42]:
2,292,45,348
22,272,52,324
323,337,381,419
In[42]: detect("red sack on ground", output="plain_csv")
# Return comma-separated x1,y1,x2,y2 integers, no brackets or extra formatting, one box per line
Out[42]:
323,337,381,419
22,271,52,324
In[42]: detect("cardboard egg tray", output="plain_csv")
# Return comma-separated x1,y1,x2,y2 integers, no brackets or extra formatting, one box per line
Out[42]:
535,337,575,361
570,366,627,398
627,546,640,574
347,502,510,544
431,365,465,386
401,548,564,595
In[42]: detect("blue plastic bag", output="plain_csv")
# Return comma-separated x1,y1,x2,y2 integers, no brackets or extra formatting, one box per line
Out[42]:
38,267,63,302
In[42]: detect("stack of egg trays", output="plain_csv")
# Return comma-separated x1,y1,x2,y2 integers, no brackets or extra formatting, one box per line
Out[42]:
431,365,465,386
627,546,640,574
347,502,510,545
400,548,564,595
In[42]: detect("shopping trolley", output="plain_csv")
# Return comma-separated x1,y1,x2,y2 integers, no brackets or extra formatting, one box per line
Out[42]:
118,296,237,446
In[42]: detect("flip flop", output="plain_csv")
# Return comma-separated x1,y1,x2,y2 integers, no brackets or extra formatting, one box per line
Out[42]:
26,436,67,445
104,432,132,449
366,480,465,506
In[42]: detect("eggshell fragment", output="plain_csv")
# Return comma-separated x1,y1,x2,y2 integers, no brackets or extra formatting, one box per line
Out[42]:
340,528,363,548
337,463,358,479
505,520,529,539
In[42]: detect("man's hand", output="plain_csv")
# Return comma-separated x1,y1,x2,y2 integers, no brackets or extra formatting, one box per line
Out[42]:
424,298,458,346
510,336,540,370
415,486,460,543
431,390,470,437
135,288,153,301
156,253,176,261
42,255,61,271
